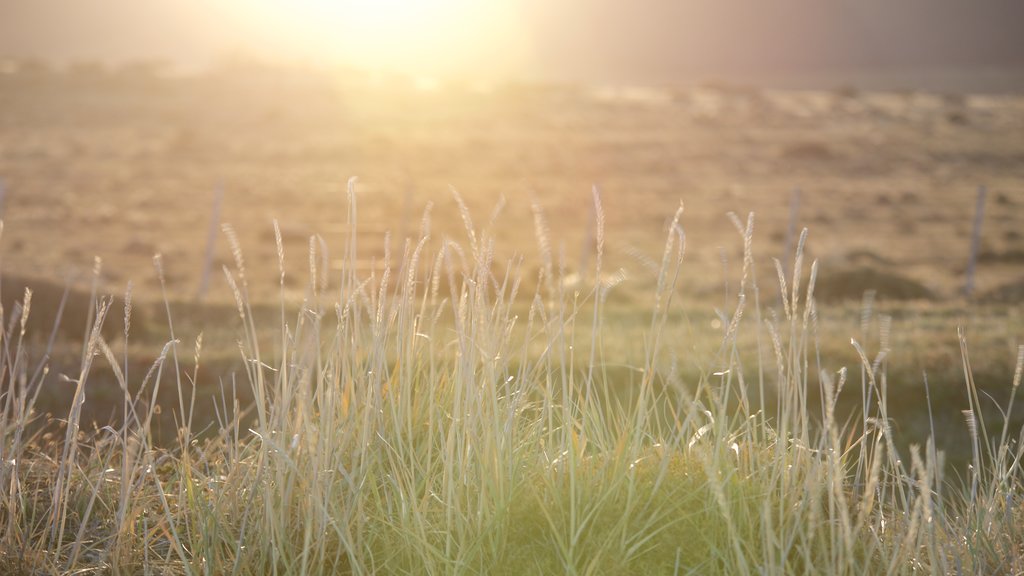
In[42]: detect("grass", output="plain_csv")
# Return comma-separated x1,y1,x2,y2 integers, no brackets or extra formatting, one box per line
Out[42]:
1,180,1023,574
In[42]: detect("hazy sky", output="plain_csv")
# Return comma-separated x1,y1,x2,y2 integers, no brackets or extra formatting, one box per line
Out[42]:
2,0,1022,87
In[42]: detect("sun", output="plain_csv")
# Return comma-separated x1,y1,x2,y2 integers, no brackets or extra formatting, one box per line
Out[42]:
236,0,527,78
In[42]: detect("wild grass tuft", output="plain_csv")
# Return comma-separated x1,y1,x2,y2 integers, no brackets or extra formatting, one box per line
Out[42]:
1,185,1022,574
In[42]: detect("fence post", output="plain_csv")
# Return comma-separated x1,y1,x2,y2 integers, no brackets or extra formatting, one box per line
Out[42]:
399,172,414,242
783,188,801,281
964,185,987,298
579,185,599,281
197,186,224,302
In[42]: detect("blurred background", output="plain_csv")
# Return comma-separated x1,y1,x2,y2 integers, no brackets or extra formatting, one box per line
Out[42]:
0,0,1022,441
3,0,1024,91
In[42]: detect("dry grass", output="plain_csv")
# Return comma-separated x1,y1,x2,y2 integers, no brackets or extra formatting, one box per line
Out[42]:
1,186,1023,575
1,70,1023,304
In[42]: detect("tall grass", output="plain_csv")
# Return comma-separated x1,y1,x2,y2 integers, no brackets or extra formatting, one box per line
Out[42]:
1,181,1023,574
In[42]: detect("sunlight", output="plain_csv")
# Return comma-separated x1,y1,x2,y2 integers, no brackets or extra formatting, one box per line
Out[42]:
239,0,527,77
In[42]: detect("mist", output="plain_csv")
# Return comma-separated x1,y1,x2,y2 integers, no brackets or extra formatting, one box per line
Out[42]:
2,0,1023,90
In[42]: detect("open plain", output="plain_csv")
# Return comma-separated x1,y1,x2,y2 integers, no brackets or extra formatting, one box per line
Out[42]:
1,65,1023,573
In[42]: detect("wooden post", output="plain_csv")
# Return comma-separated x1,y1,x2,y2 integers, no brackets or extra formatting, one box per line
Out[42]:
399,172,414,242
579,185,598,280
197,186,223,302
964,185,987,298
783,188,801,281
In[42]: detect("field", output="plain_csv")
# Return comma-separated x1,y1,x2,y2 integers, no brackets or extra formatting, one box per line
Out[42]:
3,66,1024,300
0,65,1023,573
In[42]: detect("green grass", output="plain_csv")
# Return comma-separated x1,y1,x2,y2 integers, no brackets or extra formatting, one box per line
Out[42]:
1,182,1023,574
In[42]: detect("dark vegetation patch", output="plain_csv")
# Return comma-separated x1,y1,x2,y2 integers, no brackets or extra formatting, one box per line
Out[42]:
0,274,286,345
946,110,969,125
978,248,1024,264
843,248,896,267
813,266,934,303
780,141,835,163
981,277,1024,304
0,274,141,343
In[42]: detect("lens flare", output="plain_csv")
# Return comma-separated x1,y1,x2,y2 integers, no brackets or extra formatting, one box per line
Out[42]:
238,0,526,76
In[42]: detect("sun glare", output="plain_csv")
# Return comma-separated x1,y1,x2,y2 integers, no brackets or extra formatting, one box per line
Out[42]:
239,0,526,77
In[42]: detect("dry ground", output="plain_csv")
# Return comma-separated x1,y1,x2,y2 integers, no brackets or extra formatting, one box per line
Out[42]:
1,66,1021,302
0,65,1021,454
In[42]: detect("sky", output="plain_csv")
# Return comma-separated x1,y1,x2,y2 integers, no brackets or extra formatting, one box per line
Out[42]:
1,0,1023,89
